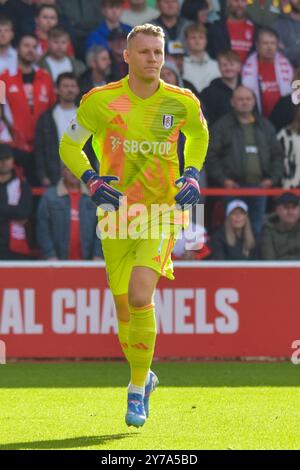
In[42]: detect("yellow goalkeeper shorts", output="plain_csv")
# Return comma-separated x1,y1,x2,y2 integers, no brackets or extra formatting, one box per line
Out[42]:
101,225,180,296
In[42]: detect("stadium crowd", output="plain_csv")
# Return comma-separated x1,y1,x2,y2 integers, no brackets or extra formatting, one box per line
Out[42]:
0,0,300,262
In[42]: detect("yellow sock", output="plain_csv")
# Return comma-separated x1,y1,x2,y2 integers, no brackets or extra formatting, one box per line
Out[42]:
117,320,130,363
128,303,156,388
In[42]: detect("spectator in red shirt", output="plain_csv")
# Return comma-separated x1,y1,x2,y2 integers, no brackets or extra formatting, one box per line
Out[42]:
0,143,33,260
242,27,294,118
34,4,74,58
1,33,56,185
37,165,103,260
207,0,255,63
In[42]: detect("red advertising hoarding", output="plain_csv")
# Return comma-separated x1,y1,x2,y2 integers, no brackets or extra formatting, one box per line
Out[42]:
0,262,299,358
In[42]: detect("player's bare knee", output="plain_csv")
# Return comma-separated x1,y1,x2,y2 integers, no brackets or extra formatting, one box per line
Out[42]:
128,268,159,308
128,291,153,309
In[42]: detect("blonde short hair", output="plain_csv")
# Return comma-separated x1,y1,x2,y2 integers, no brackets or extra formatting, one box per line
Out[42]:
127,23,165,45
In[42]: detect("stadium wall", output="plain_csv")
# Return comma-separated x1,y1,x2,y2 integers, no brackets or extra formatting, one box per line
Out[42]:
0,262,299,359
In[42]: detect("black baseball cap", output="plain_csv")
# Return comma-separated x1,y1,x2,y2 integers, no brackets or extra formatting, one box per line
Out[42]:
0,143,13,160
275,192,300,206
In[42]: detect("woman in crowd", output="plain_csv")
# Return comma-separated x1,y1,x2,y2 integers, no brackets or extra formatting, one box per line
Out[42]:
210,200,257,260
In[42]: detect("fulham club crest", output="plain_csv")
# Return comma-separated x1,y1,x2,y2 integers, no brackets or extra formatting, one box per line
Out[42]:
163,114,174,129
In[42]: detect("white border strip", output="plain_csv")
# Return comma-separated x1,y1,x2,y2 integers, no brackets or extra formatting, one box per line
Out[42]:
175,261,300,268
0,261,300,268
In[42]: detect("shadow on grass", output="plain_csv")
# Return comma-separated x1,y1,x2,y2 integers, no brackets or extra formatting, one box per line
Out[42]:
1,362,299,388
0,433,138,450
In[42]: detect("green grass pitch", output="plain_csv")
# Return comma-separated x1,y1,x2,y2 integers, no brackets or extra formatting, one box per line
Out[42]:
0,362,299,450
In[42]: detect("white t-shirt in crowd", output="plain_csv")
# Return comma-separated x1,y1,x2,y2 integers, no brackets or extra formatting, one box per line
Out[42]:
183,52,221,93
0,119,12,143
0,46,17,75
121,6,159,27
53,104,77,142
45,56,73,83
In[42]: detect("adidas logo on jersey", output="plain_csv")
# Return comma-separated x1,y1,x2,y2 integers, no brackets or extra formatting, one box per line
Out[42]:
131,343,149,350
109,114,127,128
152,255,161,264
9,85,19,93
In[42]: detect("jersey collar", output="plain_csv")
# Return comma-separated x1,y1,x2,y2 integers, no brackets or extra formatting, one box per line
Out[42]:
122,75,164,103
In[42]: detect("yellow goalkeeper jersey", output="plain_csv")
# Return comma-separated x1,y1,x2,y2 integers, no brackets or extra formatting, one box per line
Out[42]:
60,75,209,211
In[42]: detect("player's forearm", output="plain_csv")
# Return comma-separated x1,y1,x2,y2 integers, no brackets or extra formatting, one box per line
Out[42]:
59,133,94,180
184,133,209,172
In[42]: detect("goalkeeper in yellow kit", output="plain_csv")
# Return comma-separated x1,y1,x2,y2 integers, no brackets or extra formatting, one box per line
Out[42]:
60,24,209,428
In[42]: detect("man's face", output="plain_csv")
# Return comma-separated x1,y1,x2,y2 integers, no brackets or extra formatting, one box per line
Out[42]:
102,5,123,23
18,37,38,63
0,24,14,47
186,32,207,54
231,87,255,114
276,203,300,227
48,35,69,59
228,0,248,19
219,57,241,80
257,33,278,61
157,0,179,17
124,33,164,82
57,78,79,103
93,50,112,75
290,0,300,13
35,8,58,33
0,156,14,175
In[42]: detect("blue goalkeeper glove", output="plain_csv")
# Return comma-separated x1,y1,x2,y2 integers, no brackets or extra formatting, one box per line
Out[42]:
81,170,123,211
175,167,201,209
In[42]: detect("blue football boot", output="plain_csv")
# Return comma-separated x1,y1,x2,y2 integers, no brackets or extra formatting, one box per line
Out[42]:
125,393,146,428
144,371,159,418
